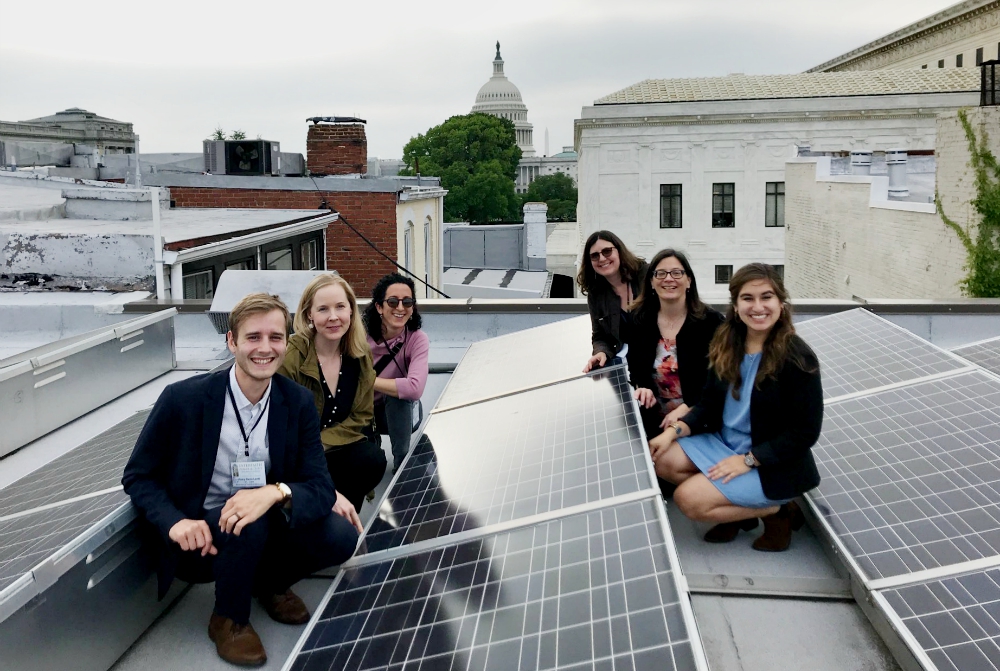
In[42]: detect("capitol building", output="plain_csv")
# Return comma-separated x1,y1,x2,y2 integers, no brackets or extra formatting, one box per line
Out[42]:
471,43,577,194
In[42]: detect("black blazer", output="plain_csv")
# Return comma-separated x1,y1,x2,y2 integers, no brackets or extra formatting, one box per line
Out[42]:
122,370,337,597
587,261,648,360
680,336,824,501
626,308,724,436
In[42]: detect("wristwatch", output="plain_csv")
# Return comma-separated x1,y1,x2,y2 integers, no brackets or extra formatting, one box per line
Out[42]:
274,482,292,503
744,453,757,468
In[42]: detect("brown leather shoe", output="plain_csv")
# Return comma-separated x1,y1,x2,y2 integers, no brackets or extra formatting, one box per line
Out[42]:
703,517,759,543
259,589,310,625
208,613,267,666
752,502,806,552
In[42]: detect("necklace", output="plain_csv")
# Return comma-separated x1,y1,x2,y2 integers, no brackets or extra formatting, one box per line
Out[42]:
658,310,686,339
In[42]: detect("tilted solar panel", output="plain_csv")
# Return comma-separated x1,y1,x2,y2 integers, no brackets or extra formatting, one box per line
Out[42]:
809,371,1000,583
359,366,654,557
291,500,703,671
0,410,149,518
953,336,1000,378
435,315,594,411
795,309,968,401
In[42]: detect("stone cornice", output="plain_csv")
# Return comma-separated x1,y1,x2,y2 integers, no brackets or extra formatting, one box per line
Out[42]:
808,0,1000,72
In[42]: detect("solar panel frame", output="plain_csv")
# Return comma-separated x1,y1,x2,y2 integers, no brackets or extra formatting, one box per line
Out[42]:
355,365,659,560
282,498,708,671
434,315,596,413
794,308,972,402
804,369,1000,589
952,336,1000,378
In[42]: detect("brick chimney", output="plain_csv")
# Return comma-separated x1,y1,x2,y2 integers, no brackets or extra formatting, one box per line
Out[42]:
307,123,367,176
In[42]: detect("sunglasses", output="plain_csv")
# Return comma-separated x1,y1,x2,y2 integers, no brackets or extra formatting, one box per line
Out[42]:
589,246,616,262
384,297,415,309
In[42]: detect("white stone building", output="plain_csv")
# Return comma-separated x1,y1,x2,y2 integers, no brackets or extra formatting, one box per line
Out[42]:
574,70,978,298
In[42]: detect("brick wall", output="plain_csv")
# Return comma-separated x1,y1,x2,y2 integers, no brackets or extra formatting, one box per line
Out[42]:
170,187,395,294
306,124,367,176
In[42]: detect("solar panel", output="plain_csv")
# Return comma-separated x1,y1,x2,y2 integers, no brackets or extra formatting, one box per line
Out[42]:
0,489,129,594
877,565,1000,671
291,499,703,671
435,315,594,411
953,337,1000,377
795,309,968,400
809,371,1000,583
358,366,654,557
0,410,149,518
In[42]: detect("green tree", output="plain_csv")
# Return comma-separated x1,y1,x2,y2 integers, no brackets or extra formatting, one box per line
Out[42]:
402,113,521,223
521,172,578,221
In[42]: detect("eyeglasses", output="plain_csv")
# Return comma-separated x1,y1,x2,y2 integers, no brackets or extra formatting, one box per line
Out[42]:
384,296,415,309
653,269,686,280
589,247,616,262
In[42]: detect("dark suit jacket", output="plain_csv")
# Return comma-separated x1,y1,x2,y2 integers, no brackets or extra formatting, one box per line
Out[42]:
680,336,824,501
122,369,337,597
587,261,648,360
626,308,724,437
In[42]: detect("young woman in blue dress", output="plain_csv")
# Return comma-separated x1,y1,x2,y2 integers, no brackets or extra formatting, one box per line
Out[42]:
652,263,824,551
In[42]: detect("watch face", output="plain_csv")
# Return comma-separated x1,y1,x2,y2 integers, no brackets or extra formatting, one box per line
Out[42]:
744,454,754,467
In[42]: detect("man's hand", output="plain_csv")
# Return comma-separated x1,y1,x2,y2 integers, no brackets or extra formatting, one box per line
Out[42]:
220,486,282,536
332,491,363,533
634,387,657,409
708,454,752,484
661,403,690,429
583,352,607,373
168,519,217,556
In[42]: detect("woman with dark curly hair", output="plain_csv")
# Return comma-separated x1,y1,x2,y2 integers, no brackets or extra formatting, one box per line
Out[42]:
653,263,824,552
577,230,647,373
362,273,429,473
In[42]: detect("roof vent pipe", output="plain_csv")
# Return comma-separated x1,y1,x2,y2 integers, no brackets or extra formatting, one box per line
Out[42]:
850,151,872,176
887,149,909,199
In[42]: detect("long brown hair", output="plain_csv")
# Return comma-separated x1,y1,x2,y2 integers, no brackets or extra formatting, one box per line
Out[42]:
708,263,814,399
576,230,644,295
293,273,370,359
630,248,707,324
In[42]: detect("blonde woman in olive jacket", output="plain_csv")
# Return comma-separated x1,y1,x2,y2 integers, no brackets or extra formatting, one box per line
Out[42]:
279,274,386,514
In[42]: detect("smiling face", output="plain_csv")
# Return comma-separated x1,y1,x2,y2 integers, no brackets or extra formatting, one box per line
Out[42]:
736,279,783,336
589,238,620,280
309,283,353,346
226,309,287,383
652,255,691,305
376,282,414,335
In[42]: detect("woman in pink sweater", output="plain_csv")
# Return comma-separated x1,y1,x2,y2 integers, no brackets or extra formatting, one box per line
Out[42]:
362,273,430,472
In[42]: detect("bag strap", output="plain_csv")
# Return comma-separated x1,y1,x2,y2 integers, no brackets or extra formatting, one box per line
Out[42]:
374,341,405,375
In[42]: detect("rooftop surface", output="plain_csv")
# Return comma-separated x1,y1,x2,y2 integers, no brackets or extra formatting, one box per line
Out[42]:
595,69,979,105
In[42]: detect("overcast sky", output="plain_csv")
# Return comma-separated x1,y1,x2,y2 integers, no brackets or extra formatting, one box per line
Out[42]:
0,0,955,159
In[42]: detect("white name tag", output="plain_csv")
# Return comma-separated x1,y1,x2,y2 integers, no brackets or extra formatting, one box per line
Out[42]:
232,461,267,489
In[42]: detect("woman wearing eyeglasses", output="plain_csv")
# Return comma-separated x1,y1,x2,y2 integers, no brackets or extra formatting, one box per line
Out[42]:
627,249,723,441
363,273,430,474
578,230,647,373
279,273,387,514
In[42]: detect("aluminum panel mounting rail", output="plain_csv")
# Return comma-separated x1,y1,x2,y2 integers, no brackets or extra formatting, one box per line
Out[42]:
795,308,971,402
284,499,709,671
0,309,176,458
434,315,594,413
952,336,1000,378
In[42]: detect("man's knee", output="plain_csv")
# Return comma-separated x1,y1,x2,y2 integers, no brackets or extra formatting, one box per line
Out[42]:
219,515,269,552
311,513,360,568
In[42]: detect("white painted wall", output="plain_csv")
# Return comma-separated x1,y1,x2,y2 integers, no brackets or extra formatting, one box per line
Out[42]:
397,190,446,298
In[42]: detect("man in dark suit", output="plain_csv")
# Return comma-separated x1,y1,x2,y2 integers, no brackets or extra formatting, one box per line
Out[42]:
123,293,362,666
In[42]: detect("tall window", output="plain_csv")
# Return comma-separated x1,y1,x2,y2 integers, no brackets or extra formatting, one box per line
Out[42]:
765,182,785,227
938,59,945,68
299,239,319,270
183,269,214,299
712,183,735,228
715,265,733,284
977,47,984,66
404,222,414,275
957,53,964,67
772,264,785,280
660,184,682,228
424,219,432,298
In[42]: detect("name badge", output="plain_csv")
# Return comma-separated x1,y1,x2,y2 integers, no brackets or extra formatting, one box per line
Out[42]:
232,461,267,489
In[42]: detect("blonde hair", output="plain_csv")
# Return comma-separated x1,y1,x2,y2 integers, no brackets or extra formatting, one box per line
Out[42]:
229,293,290,340
293,273,369,359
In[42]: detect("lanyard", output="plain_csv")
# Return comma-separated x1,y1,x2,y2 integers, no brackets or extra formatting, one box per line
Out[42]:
227,382,270,458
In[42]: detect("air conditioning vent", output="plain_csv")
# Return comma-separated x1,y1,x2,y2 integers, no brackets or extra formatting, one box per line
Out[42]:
202,140,280,176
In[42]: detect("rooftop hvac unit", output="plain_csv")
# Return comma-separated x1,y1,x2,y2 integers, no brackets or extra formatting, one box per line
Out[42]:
202,140,281,175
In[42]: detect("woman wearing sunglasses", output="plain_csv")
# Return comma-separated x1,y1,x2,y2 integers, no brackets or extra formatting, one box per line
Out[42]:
627,249,723,441
578,230,647,373
279,273,387,514
363,273,429,473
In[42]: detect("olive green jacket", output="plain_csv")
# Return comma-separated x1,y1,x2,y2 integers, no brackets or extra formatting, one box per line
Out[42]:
278,332,375,449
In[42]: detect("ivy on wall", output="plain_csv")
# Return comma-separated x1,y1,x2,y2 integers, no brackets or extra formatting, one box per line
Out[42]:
937,108,1000,297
